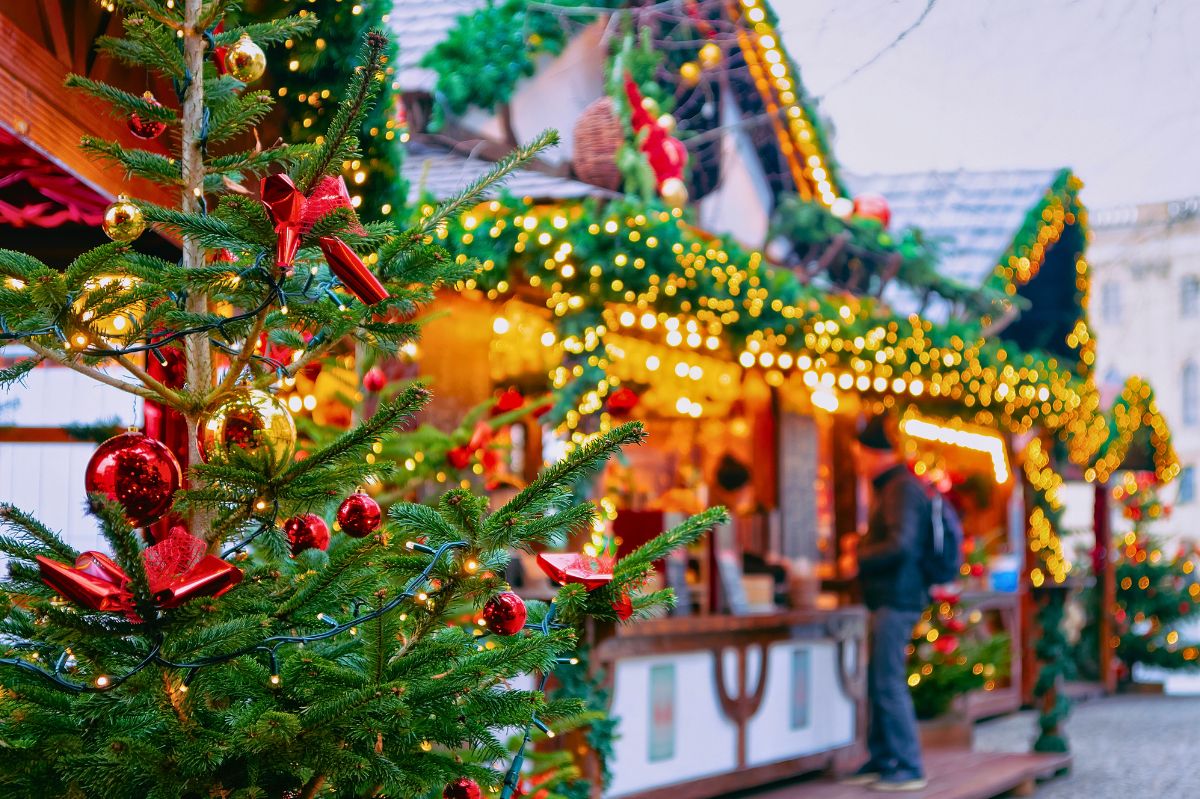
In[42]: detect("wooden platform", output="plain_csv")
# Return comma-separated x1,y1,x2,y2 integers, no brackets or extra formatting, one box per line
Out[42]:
741,749,1071,799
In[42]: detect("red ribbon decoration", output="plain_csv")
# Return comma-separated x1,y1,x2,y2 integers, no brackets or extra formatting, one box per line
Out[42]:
37,528,242,615
259,173,390,305
624,74,688,187
536,552,615,592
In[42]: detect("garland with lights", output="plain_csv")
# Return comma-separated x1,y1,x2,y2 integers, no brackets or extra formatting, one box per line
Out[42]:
1085,376,1180,484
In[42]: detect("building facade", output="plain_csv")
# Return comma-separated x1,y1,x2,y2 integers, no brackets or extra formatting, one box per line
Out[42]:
1090,197,1200,538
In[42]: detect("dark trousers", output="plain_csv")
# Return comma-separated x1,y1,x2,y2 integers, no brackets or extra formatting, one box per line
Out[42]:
866,607,924,779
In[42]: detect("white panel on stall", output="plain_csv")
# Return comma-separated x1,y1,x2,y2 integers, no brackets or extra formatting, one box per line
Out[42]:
0,442,104,554
606,652,737,797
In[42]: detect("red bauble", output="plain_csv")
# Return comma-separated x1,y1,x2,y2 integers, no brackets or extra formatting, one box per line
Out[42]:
852,193,890,228
127,93,168,140
85,431,181,528
447,445,473,470
284,513,330,555
482,591,527,636
443,778,482,799
493,387,525,414
336,493,381,538
606,386,640,415
363,367,387,393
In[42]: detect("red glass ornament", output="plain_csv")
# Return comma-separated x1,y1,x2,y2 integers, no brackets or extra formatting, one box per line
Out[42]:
443,778,482,799
85,431,181,527
606,386,640,415
363,367,387,393
493,387,525,414
852,193,891,228
482,591,527,636
336,493,381,538
284,513,330,556
612,593,634,620
447,445,472,470
127,93,168,140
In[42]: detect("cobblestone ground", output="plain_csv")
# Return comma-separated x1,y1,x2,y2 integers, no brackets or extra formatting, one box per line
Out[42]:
975,695,1200,795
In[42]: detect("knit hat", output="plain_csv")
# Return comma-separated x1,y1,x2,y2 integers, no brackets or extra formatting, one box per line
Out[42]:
856,413,895,451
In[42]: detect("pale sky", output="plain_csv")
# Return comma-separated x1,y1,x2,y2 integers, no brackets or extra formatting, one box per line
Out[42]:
777,0,1200,210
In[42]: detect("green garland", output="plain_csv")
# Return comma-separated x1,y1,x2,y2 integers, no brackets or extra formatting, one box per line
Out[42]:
239,0,403,220
430,193,1089,432
421,0,621,116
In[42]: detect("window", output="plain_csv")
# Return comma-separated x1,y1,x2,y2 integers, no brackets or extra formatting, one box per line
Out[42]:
1184,362,1200,427
1184,276,1200,318
1179,467,1196,505
1100,281,1122,323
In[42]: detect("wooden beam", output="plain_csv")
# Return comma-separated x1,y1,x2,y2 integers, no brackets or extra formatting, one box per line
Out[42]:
0,12,174,208
35,0,71,66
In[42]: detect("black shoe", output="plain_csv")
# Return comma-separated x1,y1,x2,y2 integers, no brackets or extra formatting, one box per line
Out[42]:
869,772,928,792
840,763,884,786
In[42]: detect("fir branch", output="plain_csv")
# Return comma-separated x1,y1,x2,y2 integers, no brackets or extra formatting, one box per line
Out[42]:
207,89,274,144
81,137,181,186
96,16,186,79
295,30,390,194
0,504,78,562
277,384,431,484
0,357,44,391
613,506,726,585
485,422,645,533
63,75,176,123
407,129,559,241
214,18,320,47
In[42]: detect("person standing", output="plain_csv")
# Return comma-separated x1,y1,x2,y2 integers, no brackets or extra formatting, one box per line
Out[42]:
844,414,930,792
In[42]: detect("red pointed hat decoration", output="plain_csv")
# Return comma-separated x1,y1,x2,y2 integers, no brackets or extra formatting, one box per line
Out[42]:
536,552,614,592
259,173,390,305
37,527,242,615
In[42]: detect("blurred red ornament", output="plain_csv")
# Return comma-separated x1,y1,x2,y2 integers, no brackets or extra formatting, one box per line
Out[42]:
127,92,168,140
612,593,634,620
945,617,967,633
852,193,890,227
443,778,482,799
494,387,525,414
207,248,237,264
284,513,330,555
606,386,640,415
211,21,228,75
970,563,985,577
336,493,381,538
929,585,960,605
363,367,387,393
537,552,614,592
85,431,181,528
932,635,959,655
447,445,472,470
482,591,527,636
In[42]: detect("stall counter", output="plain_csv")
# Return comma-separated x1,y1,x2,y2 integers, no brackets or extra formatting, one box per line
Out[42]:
594,607,868,798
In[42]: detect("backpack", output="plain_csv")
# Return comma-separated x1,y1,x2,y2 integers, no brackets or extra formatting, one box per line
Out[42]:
922,492,964,586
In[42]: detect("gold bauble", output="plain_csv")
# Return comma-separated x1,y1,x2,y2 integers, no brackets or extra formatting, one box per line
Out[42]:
658,114,677,134
199,389,296,471
640,97,660,117
224,34,266,83
102,195,145,243
660,177,689,209
699,42,722,70
680,61,701,86
73,275,144,337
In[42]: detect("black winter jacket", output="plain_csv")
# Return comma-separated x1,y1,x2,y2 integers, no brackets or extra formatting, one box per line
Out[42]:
858,465,930,612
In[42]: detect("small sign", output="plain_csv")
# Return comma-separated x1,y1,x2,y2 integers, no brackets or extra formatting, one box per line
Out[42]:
790,648,810,729
717,550,750,615
648,663,676,761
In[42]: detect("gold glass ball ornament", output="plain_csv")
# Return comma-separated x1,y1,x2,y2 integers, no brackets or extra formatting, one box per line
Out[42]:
679,61,702,86
660,177,689,209
102,195,145,243
199,388,296,471
73,275,144,337
224,34,266,83
699,42,722,70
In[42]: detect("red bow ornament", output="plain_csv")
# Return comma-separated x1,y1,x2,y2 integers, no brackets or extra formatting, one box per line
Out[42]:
37,527,242,615
536,552,615,592
259,173,390,305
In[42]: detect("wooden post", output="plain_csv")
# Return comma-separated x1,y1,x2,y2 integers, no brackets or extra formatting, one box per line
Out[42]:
1094,481,1117,692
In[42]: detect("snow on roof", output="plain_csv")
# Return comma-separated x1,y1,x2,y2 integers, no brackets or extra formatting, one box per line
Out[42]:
403,142,612,204
391,0,487,93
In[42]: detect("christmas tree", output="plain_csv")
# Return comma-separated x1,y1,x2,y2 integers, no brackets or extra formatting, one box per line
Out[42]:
0,3,723,797
1105,475,1200,677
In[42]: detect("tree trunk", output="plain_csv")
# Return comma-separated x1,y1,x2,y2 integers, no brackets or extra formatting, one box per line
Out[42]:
181,0,213,537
